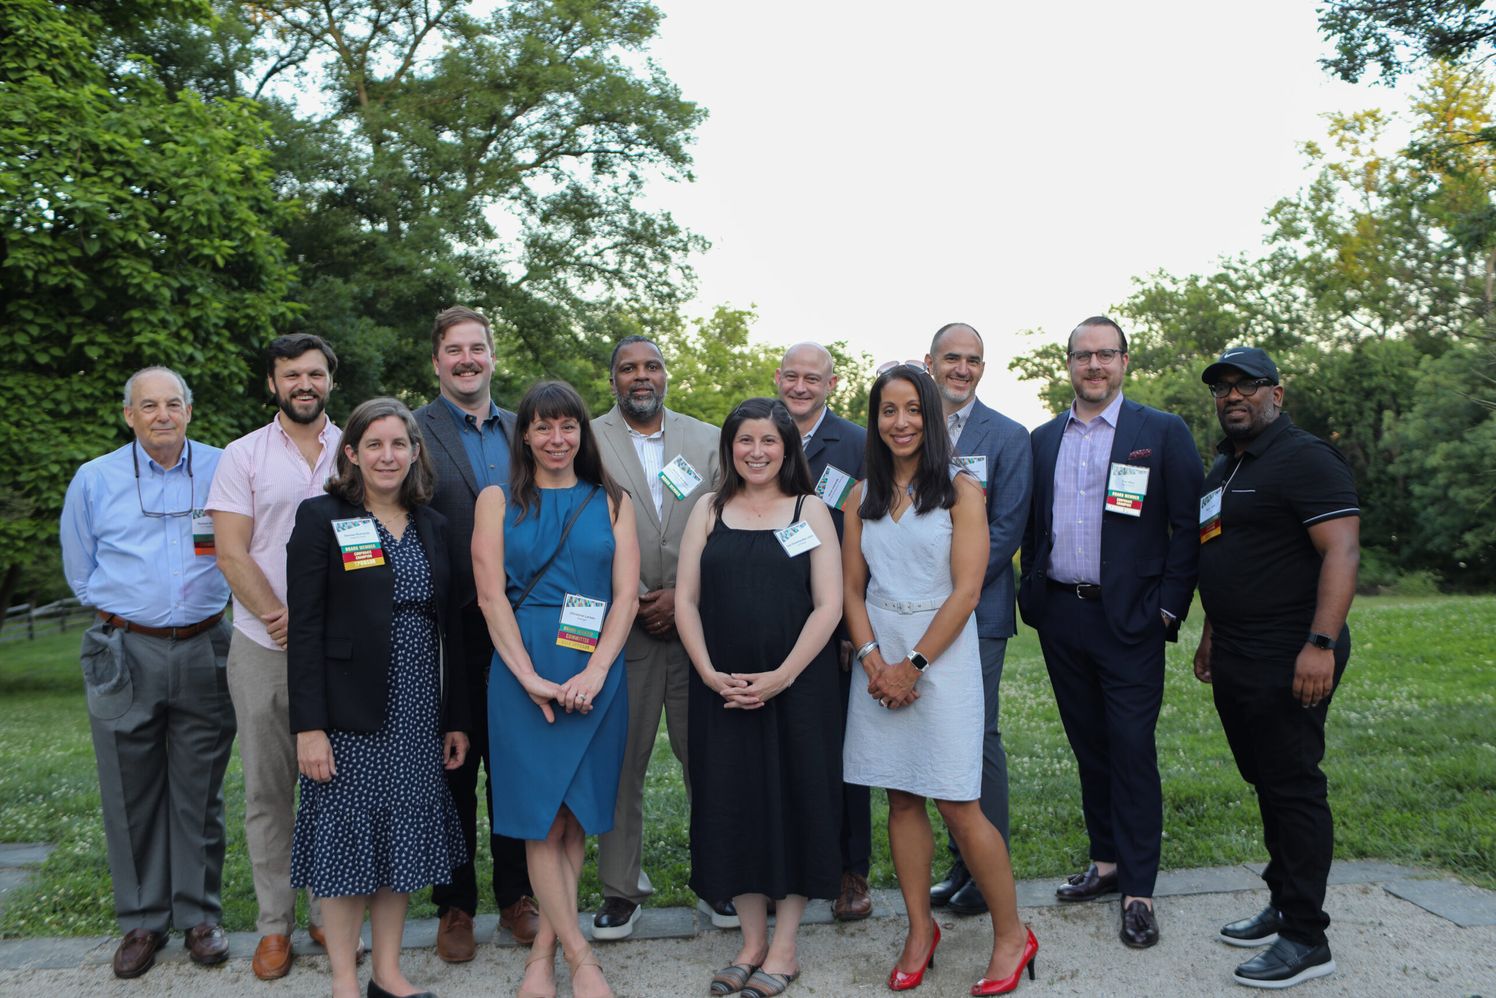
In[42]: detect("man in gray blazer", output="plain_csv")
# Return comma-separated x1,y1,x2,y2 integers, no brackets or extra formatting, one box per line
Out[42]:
413,306,536,960
923,322,1034,916
592,335,722,939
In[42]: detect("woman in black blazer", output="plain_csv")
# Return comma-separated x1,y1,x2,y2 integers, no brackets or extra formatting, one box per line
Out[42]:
286,397,469,998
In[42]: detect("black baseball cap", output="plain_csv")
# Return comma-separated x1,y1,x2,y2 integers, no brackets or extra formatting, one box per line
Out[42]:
1202,347,1279,385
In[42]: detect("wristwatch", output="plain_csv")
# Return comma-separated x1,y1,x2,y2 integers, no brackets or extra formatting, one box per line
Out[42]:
907,649,930,672
1307,632,1335,650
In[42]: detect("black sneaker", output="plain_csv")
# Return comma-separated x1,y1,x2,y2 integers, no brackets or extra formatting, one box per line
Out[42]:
592,897,641,940
1220,906,1282,948
697,898,739,929
1233,937,1335,989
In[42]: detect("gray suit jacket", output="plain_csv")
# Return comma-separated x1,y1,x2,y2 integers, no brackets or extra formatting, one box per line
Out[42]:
955,399,1033,639
593,405,720,655
413,398,516,609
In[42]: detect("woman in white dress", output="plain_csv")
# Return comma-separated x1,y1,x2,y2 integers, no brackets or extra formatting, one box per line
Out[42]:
841,364,1037,996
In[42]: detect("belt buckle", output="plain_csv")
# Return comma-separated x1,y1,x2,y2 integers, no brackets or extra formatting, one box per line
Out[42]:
1073,584,1086,599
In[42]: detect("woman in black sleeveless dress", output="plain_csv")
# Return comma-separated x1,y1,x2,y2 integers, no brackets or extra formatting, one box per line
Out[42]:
675,397,844,998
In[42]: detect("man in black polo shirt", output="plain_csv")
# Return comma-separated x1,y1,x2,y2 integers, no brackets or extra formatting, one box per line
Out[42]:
1192,347,1360,990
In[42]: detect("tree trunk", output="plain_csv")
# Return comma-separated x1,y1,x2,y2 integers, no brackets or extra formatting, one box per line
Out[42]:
0,563,20,632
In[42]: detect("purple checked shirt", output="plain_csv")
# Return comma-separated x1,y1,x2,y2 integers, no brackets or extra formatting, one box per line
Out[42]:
1047,392,1125,585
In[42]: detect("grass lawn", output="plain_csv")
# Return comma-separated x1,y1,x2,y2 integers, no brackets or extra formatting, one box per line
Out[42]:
1,594,1492,937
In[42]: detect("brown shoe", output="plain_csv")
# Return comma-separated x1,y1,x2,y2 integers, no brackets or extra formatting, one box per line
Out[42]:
500,896,541,946
252,933,293,980
184,922,229,965
832,871,873,921
112,928,167,979
307,923,367,963
436,909,476,963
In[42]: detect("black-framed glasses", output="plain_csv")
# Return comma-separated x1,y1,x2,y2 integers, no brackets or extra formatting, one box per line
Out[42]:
133,440,196,518
1208,379,1276,399
876,359,928,376
1068,348,1123,364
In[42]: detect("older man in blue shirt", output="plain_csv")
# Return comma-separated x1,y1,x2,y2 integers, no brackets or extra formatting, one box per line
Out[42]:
60,366,236,980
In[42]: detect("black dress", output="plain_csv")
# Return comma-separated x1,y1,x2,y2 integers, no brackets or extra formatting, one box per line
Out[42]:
687,496,842,901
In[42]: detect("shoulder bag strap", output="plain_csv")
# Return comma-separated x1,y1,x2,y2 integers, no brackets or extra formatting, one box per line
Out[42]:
511,485,600,610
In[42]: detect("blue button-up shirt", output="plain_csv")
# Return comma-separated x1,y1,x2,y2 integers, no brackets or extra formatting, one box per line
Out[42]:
440,396,510,491
60,440,230,627
1047,392,1124,586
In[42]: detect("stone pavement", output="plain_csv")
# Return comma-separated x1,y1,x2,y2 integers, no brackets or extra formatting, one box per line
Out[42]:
0,861,1492,996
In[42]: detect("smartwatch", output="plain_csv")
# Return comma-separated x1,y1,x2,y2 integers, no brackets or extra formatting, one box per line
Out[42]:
1307,632,1335,650
908,649,930,672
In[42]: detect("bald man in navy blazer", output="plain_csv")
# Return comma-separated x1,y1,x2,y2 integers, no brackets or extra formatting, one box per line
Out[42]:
1018,315,1201,950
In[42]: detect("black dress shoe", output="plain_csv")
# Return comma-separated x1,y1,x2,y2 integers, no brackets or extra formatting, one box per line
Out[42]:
1055,863,1119,902
1220,906,1282,947
1119,899,1159,949
368,981,436,998
930,859,971,907
592,896,641,940
947,877,989,915
1233,937,1335,988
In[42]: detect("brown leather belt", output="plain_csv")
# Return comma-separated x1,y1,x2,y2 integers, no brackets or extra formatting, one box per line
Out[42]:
99,609,225,640
1048,580,1102,600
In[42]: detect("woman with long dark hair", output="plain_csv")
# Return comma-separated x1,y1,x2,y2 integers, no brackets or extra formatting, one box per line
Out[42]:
841,366,1037,995
472,380,639,998
675,397,843,998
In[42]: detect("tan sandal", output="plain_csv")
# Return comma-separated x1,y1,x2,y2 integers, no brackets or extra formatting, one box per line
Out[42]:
564,943,614,998
517,945,557,998
710,962,758,995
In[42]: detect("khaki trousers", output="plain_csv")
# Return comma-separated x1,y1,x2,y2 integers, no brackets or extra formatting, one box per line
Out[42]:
226,630,320,934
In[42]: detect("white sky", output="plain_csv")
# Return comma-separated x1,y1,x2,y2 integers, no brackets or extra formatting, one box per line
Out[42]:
641,0,1415,426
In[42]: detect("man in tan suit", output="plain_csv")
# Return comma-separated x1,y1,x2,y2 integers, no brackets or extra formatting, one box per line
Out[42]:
592,335,722,939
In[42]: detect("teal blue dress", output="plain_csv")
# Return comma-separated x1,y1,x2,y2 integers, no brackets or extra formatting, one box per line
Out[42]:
487,483,628,839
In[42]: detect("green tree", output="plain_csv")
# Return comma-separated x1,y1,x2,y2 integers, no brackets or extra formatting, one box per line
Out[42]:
0,0,297,619
1320,0,1496,84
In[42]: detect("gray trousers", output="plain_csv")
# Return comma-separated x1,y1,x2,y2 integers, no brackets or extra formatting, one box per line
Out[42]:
949,636,1010,856
226,631,320,935
597,630,690,903
82,617,237,933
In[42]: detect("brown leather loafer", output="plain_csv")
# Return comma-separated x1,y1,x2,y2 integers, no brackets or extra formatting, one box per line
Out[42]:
499,896,540,946
1055,862,1119,902
1120,899,1160,949
252,933,293,980
112,928,167,979
307,923,367,962
832,871,873,921
184,922,229,965
436,908,476,963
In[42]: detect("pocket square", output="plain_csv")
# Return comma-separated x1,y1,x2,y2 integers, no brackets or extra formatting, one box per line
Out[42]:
1128,448,1152,460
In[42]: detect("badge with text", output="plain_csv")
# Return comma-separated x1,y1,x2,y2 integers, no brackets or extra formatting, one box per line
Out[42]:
191,509,216,556
556,593,607,652
814,464,857,511
659,455,703,501
955,455,988,494
332,517,385,571
1199,487,1223,544
1105,462,1149,517
774,520,821,558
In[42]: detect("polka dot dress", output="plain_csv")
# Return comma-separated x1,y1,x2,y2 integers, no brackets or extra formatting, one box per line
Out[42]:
290,514,467,897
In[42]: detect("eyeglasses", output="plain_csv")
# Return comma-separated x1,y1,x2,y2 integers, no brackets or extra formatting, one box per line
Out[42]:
132,440,196,518
1068,349,1123,364
876,360,928,376
1208,379,1276,399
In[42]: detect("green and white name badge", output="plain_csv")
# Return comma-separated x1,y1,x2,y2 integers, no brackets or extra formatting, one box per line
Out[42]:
557,593,607,652
1105,462,1149,517
659,455,703,501
774,520,821,557
814,464,856,511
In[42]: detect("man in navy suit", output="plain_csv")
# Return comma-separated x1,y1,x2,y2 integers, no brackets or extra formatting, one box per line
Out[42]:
1018,315,1202,949
921,323,1033,917
773,341,870,920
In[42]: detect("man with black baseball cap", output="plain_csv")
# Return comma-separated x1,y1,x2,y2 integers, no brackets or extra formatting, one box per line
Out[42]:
1192,346,1360,989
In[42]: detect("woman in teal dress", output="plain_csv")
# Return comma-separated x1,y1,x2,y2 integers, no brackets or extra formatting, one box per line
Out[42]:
473,380,640,998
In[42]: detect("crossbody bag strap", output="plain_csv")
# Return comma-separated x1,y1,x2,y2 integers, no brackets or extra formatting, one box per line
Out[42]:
511,485,600,611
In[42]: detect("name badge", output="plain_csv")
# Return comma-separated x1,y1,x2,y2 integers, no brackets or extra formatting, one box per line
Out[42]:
191,509,215,556
332,517,385,570
1199,487,1223,544
774,520,821,557
955,455,988,494
814,464,856,511
659,455,703,501
557,593,607,652
1105,462,1149,517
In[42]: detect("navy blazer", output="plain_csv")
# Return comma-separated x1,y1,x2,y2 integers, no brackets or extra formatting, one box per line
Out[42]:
803,409,867,542
413,399,516,609
1018,397,1202,645
286,494,468,735
955,400,1033,640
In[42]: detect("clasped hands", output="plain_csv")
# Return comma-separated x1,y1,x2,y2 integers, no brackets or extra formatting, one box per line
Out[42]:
520,665,608,724
705,667,791,710
862,648,920,709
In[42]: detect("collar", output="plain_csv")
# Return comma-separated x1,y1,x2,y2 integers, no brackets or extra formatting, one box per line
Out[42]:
273,411,338,443
1067,391,1124,430
626,422,664,442
1215,411,1293,459
948,396,978,428
439,394,500,426
801,406,829,442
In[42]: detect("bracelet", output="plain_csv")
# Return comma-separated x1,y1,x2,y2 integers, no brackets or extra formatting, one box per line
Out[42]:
853,640,879,664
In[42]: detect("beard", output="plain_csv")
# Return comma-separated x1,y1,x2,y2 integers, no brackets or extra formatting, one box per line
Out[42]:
618,385,665,422
276,390,328,425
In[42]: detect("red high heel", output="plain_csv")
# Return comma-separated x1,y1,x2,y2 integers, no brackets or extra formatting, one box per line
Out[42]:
970,927,1038,995
887,920,940,991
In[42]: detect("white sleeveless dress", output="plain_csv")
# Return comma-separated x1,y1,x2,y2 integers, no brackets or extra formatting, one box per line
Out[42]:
843,502,983,801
